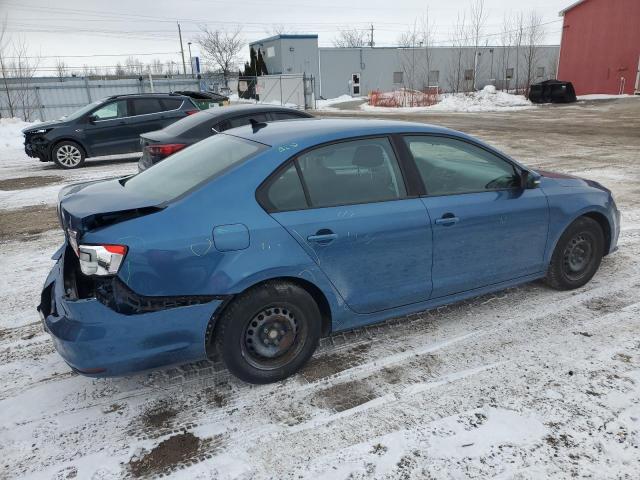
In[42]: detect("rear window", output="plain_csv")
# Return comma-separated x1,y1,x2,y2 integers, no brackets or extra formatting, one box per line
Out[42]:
162,110,212,135
161,98,184,111
124,134,267,202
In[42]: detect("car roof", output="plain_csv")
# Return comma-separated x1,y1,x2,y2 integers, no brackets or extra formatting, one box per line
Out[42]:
200,104,310,118
224,118,465,148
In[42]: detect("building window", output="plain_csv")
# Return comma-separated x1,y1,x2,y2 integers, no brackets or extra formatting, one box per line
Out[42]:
505,68,514,80
464,69,474,81
266,46,275,58
428,70,439,85
536,66,545,78
393,71,404,84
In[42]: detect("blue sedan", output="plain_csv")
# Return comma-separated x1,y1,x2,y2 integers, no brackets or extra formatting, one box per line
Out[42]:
39,119,620,383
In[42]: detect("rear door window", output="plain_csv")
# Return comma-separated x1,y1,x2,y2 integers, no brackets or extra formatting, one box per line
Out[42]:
227,113,269,129
132,98,164,116
296,137,406,208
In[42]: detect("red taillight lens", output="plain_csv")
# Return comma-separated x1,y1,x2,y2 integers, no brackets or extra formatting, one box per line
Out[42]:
185,110,199,115
103,244,128,256
146,143,187,158
78,244,128,276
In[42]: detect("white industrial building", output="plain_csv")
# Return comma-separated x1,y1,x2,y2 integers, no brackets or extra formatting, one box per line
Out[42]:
249,34,561,99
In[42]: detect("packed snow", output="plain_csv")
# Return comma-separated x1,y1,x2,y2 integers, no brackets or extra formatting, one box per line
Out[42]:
1,99,640,479
361,85,533,113
578,94,640,100
315,94,356,110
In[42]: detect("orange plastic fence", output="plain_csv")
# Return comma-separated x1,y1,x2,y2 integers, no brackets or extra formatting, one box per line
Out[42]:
369,87,440,107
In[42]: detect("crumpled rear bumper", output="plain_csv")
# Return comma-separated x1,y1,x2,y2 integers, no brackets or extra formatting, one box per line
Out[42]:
38,247,223,377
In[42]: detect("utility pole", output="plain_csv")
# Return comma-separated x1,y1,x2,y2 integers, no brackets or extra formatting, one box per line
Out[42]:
177,21,187,76
369,24,374,47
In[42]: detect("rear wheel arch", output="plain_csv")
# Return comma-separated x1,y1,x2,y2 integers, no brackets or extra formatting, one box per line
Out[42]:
208,276,333,349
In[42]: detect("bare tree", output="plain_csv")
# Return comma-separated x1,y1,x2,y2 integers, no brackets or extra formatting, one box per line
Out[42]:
513,11,525,93
150,58,164,75
197,26,243,86
447,12,470,93
0,15,14,117
499,13,516,91
4,37,41,120
468,0,487,90
54,58,68,81
333,28,367,48
397,12,435,97
114,62,125,78
523,10,545,94
269,24,297,35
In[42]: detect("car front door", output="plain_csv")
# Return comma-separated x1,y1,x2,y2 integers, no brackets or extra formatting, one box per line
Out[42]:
264,136,433,316
403,135,549,298
83,99,132,156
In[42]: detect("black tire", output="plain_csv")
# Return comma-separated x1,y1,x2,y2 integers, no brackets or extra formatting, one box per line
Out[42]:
52,141,86,169
214,281,321,384
545,216,604,290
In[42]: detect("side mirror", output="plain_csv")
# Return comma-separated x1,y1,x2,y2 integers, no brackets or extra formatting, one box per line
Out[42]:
520,170,541,189
87,114,98,123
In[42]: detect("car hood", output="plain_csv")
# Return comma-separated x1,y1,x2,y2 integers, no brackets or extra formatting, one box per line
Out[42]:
58,178,164,234
536,169,611,193
22,119,68,134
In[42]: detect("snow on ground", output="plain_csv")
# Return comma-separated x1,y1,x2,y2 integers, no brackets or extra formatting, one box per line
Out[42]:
361,85,533,113
1,100,640,479
315,94,356,110
578,94,640,100
0,119,138,208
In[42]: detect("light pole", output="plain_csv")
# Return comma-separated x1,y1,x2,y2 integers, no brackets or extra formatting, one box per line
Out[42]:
187,42,194,78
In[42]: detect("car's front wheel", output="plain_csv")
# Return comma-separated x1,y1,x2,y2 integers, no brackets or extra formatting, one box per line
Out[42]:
545,216,605,290
215,281,321,384
52,141,85,169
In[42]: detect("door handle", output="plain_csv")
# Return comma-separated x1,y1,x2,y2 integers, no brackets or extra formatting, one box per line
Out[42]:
435,215,460,226
307,231,338,243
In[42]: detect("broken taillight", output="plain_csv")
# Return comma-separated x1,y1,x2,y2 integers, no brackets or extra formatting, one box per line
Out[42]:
185,110,199,115
145,143,187,158
78,244,128,276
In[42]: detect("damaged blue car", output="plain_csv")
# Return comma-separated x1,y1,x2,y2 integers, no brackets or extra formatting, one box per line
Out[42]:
39,118,620,383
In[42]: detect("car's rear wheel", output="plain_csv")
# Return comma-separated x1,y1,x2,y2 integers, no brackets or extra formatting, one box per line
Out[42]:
52,141,85,169
215,281,321,384
545,216,604,290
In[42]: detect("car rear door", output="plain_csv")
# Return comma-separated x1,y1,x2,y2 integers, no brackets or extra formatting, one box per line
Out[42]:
402,135,549,298
127,98,170,151
263,136,433,315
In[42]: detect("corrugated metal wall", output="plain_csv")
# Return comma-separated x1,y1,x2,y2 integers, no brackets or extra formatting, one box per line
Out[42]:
0,77,201,121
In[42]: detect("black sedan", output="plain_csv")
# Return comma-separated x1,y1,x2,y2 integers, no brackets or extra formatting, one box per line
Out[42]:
138,105,313,171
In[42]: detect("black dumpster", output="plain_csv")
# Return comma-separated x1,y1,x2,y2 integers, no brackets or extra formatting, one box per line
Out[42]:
528,80,577,104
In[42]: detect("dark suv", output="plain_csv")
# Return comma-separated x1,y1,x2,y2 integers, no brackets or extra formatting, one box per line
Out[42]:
22,93,199,169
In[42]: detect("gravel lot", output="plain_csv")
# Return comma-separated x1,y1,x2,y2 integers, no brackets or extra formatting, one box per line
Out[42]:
0,98,639,479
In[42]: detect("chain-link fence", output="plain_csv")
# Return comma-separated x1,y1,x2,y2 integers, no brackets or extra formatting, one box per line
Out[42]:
0,76,202,122
230,74,316,110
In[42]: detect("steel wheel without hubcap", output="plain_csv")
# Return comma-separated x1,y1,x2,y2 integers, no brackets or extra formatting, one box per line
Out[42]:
55,144,83,168
241,306,306,370
562,232,594,281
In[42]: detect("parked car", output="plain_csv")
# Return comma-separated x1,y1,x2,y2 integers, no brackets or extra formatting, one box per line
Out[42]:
39,119,620,384
22,93,199,169
138,104,313,171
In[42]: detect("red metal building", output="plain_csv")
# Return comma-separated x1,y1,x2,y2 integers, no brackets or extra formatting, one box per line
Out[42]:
558,0,640,95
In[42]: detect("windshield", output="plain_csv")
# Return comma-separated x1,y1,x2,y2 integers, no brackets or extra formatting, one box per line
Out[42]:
62,99,105,121
124,134,267,203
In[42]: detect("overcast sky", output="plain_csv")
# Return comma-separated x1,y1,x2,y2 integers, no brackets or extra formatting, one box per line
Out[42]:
1,0,571,75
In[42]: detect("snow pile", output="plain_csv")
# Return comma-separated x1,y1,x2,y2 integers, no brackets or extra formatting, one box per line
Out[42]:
0,117,34,150
578,94,639,100
362,85,533,113
315,94,355,110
